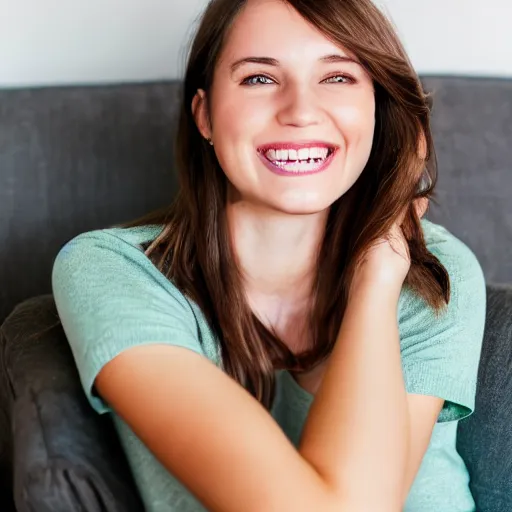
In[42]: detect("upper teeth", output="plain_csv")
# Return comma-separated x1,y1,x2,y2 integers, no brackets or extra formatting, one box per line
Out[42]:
264,147,330,161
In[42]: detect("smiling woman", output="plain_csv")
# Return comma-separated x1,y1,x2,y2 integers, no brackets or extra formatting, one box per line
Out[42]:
51,0,485,511
193,3,377,215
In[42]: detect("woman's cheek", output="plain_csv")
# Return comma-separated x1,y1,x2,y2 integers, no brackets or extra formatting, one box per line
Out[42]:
216,101,269,139
334,102,374,130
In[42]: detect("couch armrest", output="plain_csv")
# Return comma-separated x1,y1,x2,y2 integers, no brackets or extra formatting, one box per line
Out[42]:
457,283,512,512
0,295,144,512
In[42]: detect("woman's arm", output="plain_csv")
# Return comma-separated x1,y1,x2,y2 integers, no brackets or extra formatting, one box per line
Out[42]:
96,278,407,511
96,345,341,512
293,200,444,507
300,278,409,511
95,225,411,512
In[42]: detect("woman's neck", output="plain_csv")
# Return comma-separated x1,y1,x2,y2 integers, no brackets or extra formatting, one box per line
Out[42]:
226,198,328,353
226,200,328,301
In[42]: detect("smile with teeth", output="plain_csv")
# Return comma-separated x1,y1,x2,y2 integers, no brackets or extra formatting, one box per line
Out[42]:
262,146,334,173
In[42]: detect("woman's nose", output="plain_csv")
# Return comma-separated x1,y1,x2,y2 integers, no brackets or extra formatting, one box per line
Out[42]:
276,85,323,128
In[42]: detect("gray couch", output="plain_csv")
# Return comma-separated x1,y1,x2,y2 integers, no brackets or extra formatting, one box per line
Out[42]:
0,77,511,511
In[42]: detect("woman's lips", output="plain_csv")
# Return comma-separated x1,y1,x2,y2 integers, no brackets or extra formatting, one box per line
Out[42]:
257,148,337,177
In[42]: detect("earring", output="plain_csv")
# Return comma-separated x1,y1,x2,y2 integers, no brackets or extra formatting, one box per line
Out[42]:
206,137,213,146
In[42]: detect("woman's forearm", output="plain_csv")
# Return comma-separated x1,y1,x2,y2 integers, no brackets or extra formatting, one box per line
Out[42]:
299,280,409,510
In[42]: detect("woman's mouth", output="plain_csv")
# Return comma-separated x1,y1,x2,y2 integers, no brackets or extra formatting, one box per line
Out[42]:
257,143,337,176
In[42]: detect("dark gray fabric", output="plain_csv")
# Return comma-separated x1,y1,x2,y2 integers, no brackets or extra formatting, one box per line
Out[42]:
457,284,512,512
0,82,182,324
0,77,511,326
0,295,144,512
421,77,512,285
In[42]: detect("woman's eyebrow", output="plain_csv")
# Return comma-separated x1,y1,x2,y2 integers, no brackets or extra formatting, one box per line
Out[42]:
230,54,362,76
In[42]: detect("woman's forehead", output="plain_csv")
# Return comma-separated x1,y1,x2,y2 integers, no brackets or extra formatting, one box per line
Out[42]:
218,0,353,69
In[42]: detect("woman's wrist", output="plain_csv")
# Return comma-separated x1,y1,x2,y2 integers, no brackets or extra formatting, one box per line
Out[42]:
349,269,404,306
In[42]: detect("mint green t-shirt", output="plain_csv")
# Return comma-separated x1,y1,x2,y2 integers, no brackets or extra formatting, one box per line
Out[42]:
52,219,486,512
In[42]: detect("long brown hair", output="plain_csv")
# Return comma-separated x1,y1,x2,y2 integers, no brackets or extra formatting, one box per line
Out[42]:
127,0,449,409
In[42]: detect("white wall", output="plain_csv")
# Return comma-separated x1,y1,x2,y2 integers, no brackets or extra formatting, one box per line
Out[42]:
1,0,511,88
0,0,206,87
378,0,512,78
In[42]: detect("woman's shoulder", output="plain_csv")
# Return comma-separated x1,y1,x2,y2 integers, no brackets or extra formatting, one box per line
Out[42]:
51,224,215,416
56,224,165,257
420,218,484,287
399,218,486,335
398,219,486,345
53,224,165,270
51,223,182,300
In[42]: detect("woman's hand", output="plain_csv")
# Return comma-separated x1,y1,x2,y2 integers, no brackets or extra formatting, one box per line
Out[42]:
352,197,429,295
293,198,429,396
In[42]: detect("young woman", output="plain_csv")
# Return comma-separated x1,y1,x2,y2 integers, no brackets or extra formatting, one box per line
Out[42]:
52,0,486,510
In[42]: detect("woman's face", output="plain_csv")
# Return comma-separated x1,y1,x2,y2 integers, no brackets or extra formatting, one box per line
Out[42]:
193,0,376,215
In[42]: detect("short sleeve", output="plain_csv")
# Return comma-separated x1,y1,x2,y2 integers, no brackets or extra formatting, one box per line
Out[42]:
52,229,205,415
398,225,486,423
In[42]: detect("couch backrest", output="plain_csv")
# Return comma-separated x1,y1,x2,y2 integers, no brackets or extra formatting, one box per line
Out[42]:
0,77,511,323
422,77,512,287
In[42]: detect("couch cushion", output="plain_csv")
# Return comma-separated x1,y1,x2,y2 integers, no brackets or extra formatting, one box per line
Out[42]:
0,295,144,512
457,284,512,511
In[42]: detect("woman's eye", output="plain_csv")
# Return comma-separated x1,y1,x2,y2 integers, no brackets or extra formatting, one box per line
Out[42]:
323,74,356,84
241,75,275,86
240,73,356,86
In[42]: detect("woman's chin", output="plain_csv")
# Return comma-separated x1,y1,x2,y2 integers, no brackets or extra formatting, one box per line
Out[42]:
269,196,335,216
229,186,342,215
279,187,344,212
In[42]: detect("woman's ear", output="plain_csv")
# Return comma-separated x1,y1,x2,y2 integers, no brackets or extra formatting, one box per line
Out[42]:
191,89,212,140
